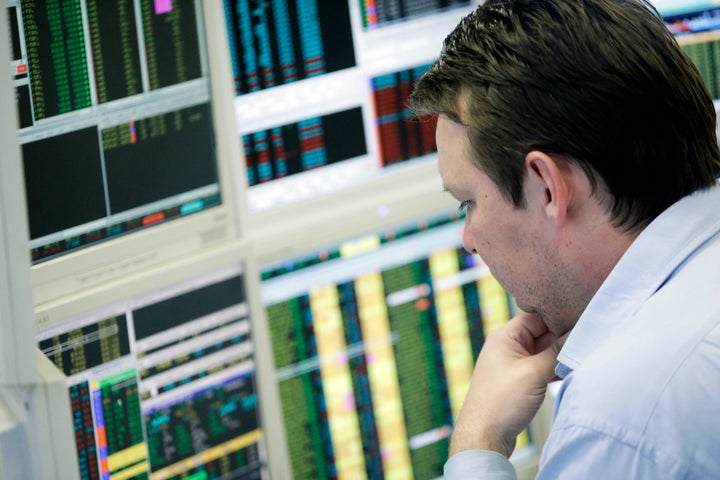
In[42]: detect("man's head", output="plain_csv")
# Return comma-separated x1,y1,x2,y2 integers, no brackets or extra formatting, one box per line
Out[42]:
410,0,720,332
410,0,720,232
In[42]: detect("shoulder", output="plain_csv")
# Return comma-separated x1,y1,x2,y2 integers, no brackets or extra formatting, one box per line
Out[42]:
541,196,720,478
550,303,720,478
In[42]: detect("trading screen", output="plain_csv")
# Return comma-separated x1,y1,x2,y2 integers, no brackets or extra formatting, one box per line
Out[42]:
8,0,224,263
225,0,474,212
360,0,473,28
259,211,536,479
659,3,720,102
36,263,266,480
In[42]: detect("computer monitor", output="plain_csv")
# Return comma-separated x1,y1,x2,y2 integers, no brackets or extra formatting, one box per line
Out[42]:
219,0,476,249
6,0,244,306
255,208,548,480
651,0,715,16
34,244,268,480
654,2,720,103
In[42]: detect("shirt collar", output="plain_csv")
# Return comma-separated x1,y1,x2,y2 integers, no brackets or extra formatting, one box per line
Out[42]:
557,185,720,376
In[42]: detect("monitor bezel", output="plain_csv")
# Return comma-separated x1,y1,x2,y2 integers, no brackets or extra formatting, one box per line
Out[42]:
21,0,246,308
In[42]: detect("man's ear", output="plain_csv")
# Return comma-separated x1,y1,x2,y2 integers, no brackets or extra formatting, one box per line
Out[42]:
525,151,568,227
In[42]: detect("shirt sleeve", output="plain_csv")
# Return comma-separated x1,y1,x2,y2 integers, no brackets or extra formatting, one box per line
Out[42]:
444,450,518,480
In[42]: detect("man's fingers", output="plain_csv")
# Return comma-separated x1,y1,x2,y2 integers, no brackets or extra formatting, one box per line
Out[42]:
516,311,548,337
532,330,571,382
535,331,558,353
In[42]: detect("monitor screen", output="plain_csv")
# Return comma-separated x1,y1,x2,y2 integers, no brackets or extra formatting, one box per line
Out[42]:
7,0,243,305
257,209,541,479
656,2,720,104
35,259,267,480
224,0,476,214
651,0,719,16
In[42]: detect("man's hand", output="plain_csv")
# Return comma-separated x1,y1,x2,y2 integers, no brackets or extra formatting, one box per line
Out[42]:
449,312,567,458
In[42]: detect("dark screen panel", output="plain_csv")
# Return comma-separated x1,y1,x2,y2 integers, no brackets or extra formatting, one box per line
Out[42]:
22,126,106,240
15,83,34,129
103,104,219,212
8,6,22,61
133,275,246,340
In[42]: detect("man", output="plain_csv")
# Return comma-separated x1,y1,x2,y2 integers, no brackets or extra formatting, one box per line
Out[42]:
409,0,720,478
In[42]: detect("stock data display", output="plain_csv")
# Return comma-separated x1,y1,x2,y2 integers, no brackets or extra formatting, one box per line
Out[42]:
37,265,266,480
9,0,222,263
86,0,143,103
20,0,91,118
243,107,366,185
371,64,438,166
223,0,356,94
662,7,720,99
360,0,472,29
260,213,531,479
231,1,475,212
242,61,437,185
17,0,203,122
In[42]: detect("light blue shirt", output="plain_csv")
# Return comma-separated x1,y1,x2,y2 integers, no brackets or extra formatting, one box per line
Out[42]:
445,186,720,479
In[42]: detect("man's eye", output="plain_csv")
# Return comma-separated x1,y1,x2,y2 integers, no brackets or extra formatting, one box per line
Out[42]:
458,201,471,212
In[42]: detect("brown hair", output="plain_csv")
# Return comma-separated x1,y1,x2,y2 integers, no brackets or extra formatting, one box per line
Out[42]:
410,0,720,231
